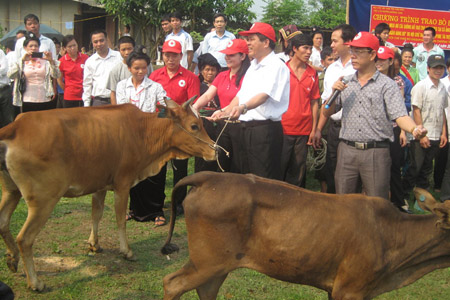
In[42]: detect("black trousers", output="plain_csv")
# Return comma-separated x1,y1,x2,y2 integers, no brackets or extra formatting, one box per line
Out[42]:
433,143,448,189
389,126,405,208
215,121,242,173
325,121,341,193
63,99,84,108
281,135,308,187
172,158,189,203
240,120,283,180
0,85,13,128
22,99,57,112
194,118,218,172
129,164,167,221
403,140,440,200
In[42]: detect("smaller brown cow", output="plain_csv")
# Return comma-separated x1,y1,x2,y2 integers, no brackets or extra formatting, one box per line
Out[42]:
161,172,450,300
0,99,216,291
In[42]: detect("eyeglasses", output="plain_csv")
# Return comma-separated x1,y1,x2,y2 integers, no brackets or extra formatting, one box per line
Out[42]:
349,48,373,56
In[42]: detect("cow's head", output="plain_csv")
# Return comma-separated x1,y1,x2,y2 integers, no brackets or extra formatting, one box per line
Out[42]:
414,188,450,230
157,97,216,161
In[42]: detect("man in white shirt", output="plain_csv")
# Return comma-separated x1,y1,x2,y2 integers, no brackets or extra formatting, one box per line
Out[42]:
440,59,450,202
165,12,194,70
413,27,445,81
83,30,121,106
202,13,235,69
0,49,13,127
403,54,448,202
312,24,357,193
211,22,290,180
15,14,57,62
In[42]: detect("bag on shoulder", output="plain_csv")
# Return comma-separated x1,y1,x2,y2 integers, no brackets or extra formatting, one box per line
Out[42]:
17,62,26,95
18,71,26,95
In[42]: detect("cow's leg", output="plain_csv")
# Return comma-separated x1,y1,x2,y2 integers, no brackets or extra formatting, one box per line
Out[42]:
16,197,59,291
196,274,228,300
0,187,22,273
88,190,106,253
163,260,229,300
113,189,134,260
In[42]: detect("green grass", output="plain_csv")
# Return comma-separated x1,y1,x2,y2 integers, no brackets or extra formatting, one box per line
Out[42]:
1,158,450,299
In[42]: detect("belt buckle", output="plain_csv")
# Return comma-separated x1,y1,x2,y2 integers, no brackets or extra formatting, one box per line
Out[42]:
355,142,367,150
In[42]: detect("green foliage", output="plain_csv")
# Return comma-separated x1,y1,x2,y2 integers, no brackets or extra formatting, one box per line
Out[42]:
262,0,308,32
307,0,346,29
189,30,204,43
98,0,255,59
262,0,346,32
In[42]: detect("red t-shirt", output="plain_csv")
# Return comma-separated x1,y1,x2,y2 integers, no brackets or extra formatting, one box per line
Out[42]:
211,70,244,108
281,62,320,136
59,53,89,100
149,66,200,105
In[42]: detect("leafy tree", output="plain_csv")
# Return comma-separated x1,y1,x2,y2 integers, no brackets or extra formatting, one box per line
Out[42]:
262,0,308,33
98,0,255,59
306,0,346,29
262,0,346,34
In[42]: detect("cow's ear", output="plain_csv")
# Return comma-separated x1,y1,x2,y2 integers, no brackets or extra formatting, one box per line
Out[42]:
432,205,450,229
157,98,180,118
413,187,438,212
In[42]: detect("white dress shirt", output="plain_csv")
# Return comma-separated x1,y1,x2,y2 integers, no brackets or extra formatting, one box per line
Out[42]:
237,51,290,122
412,76,448,140
15,34,57,62
116,77,166,113
321,57,356,121
0,50,9,87
82,48,121,106
441,76,450,138
202,30,235,68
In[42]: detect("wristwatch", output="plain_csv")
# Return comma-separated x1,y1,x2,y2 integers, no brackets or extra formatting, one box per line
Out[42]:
241,103,248,114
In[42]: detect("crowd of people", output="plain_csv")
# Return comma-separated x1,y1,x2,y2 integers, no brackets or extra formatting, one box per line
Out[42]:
0,13,449,226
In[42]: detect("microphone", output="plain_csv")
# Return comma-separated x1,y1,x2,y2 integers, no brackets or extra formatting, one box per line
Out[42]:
325,77,350,109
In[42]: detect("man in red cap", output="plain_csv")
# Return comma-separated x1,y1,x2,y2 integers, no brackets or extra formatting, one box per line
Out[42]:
321,31,427,200
211,22,290,180
150,39,200,217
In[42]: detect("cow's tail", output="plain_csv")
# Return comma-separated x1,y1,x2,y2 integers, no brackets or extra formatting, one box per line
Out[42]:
161,172,211,256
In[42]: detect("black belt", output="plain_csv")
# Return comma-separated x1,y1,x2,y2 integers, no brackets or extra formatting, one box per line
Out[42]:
92,96,110,102
342,139,390,150
241,119,278,128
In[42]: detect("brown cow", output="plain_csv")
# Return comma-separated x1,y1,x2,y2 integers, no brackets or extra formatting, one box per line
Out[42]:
161,172,450,300
0,99,216,291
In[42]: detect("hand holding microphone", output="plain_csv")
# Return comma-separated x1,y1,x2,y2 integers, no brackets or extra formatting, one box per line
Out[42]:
324,76,349,109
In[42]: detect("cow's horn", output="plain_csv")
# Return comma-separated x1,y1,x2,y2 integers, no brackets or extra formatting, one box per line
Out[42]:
182,95,197,110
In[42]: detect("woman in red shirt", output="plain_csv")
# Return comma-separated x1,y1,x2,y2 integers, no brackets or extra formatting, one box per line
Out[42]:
58,35,89,108
193,38,250,172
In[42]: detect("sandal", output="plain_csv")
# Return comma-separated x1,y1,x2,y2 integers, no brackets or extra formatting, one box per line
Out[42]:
154,216,166,227
126,213,133,221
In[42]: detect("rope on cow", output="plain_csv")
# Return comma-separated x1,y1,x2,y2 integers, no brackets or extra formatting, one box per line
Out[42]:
306,138,327,171
213,116,231,172
175,122,229,172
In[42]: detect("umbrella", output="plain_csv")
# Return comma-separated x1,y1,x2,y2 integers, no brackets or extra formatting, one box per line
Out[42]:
0,24,64,47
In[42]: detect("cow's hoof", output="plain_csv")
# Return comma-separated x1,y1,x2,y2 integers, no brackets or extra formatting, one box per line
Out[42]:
6,255,18,273
29,280,45,292
89,245,103,253
123,252,137,261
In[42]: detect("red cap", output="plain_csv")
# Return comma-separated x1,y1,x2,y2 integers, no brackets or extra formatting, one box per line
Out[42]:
377,46,394,59
162,39,182,53
345,31,379,51
220,39,249,55
239,22,276,43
